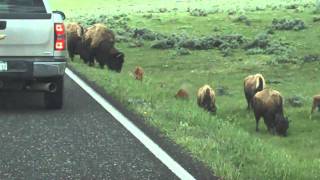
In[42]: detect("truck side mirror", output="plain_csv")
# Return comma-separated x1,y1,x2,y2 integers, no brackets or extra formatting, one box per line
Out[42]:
52,10,66,20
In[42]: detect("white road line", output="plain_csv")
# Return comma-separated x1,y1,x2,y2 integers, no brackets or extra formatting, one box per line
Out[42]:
65,68,196,180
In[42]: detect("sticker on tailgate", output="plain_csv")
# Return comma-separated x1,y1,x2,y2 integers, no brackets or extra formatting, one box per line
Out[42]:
0,61,8,71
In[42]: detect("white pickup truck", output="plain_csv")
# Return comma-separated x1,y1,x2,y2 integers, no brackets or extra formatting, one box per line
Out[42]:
0,0,67,109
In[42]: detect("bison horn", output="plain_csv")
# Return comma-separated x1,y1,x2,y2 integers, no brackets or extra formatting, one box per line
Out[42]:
116,53,124,58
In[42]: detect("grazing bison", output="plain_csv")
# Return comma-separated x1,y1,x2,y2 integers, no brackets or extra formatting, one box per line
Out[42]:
80,23,125,72
244,73,266,110
311,94,320,114
134,66,144,81
66,23,84,61
175,88,189,99
197,85,216,113
252,88,289,136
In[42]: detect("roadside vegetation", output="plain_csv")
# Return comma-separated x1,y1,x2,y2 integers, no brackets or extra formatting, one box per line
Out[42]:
51,0,320,179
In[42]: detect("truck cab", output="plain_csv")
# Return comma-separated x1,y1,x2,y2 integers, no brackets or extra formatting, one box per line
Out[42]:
0,0,66,109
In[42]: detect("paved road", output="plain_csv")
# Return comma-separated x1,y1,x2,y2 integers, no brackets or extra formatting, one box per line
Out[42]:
0,76,178,179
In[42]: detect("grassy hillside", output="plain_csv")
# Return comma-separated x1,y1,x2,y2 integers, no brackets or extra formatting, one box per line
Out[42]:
50,0,320,179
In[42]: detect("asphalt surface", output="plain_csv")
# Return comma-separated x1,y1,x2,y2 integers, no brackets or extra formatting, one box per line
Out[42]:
0,76,178,179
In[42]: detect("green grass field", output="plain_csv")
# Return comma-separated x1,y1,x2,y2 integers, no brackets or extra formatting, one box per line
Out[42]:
50,0,320,179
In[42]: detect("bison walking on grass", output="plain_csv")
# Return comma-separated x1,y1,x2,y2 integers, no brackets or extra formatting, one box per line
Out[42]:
175,88,189,100
244,73,266,110
197,85,216,113
134,66,144,81
252,88,289,136
311,94,320,114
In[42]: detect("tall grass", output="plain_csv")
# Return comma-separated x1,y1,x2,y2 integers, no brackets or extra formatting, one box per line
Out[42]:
70,61,320,179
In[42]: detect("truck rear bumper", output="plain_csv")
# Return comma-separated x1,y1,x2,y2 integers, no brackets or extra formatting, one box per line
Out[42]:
33,61,66,77
0,57,66,79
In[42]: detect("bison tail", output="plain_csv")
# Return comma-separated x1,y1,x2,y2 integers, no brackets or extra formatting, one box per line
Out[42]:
278,95,284,115
255,74,265,91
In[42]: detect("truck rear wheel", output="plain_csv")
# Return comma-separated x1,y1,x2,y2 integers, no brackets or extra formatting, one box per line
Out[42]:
44,77,64,109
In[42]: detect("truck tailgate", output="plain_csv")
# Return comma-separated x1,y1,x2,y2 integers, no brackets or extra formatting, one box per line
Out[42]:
0,18,54,57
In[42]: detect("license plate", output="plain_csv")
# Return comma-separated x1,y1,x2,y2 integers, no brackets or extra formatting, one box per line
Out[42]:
0,61,7,71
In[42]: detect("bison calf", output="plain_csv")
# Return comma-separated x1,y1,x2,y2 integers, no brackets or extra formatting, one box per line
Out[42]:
252,89,289,136
134,66,144,81
311,95,320,114
244,73,266,110
175,89,189,100
197,85,216,113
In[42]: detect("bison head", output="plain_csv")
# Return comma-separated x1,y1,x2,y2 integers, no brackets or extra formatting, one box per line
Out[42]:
106,51,125,73
275,114,289,136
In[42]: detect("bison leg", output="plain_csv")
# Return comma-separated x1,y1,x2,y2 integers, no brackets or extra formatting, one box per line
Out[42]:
311,101,317,114
255,114,261,132
69,52,74,61
88,54,95,67
244,91,252,110
99,62,105,69
265,113,276,135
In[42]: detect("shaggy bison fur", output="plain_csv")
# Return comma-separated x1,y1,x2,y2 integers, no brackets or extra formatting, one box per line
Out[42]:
244,73,266,110
252,89,289,136
66,23,84,61
79,23,124,72
197,85,216,113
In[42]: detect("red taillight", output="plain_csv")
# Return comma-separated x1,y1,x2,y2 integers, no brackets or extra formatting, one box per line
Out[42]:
54,23,65,51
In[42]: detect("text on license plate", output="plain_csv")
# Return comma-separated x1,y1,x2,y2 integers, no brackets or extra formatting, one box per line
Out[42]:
0,61,7,71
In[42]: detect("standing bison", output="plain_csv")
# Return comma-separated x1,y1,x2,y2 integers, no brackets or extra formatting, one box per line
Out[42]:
244,73,266,110
79,23,125,72
66,23,84,61
252,88,289,136
134,66,144,81
197,85,217,113
311,94,320,114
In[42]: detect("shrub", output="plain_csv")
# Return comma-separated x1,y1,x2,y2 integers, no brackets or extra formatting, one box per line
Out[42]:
190,8,208,17
132,28,166,41
271,18,306,31
313,16,320,22
233,15,251,26
245,32,292,56
287,96,304,107
302,54,320,63
151,39,175,49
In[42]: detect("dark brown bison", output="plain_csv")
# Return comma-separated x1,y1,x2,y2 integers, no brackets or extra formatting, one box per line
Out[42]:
175,88,189,100
197,85,216,113
79,23,124,72
134,66,144,81
311,94,320,114
66,23,84,61
244,73,266,110
252,89,289,136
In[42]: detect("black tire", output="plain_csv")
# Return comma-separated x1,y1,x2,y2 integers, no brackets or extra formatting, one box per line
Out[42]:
44,76,64,109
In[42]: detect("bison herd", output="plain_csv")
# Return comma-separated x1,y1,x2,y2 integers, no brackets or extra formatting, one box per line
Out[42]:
65,23,318,138
66,23,124,72
196,73,320,137
196,74,290,136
